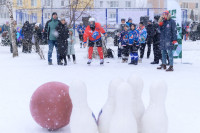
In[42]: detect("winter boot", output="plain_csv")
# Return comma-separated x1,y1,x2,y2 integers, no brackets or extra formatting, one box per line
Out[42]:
166,66,174,72
58,62,63,65
48,62,53,65
157,64,167,70
151,61,159,64
80,43,82,48
87,59,92,65
100,59,104,65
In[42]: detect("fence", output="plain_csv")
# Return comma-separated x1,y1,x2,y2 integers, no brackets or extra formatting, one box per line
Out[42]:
15,8,188,31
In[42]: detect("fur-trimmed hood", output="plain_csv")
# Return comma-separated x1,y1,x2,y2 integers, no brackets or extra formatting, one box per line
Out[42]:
158,13,172,23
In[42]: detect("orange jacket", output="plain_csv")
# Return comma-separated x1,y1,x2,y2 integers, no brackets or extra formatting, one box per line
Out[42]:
83,23,106,43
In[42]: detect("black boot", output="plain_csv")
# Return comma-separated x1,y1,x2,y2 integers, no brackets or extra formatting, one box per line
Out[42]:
157,64,167,70
151,61,159,64
166,66,174,72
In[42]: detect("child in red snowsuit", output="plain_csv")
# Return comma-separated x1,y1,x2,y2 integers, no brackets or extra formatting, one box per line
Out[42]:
83,18,107,65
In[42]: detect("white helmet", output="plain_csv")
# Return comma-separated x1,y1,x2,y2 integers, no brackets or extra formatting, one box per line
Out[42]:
35,23,40,27
89,17,95,22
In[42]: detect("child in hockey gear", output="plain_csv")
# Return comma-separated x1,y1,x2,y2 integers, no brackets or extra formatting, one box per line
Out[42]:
56,18,69,66
77,22,85,48
68,29,76,64
137,22,147,63
120,24,130,63
128,23,139,65
83,18,107,65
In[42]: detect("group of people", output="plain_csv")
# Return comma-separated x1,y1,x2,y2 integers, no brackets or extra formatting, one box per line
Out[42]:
115,10,177,71
1,10,177,71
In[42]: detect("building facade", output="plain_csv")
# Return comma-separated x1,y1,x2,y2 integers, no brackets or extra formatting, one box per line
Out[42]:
176,0,200,22
0,0,10,25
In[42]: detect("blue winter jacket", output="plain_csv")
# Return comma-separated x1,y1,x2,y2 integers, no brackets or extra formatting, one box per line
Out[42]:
137,26,147,44
129,29,139,46
77,25,85,35
120,30,129,46
159,17,177,50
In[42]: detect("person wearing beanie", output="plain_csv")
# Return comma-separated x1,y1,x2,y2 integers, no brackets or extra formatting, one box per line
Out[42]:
44,12,60,65
56,17,69,66
126,17,133,27
146,20,154,59
137,21,147,63
120,24,130,63
157,10,177,72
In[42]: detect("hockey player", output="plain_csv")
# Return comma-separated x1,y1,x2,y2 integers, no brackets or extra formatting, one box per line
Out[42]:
83,18,107,65
128,23,139,65
77,22,85,48
120,24,130,63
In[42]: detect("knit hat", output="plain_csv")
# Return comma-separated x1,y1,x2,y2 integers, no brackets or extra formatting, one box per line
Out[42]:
163,10,169,15
139,22,144,25
60,17,65,21
52,12,57,16
128,17,132,21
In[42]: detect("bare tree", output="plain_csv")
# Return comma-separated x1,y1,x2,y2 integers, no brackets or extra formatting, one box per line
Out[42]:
0,0,19,57
65,0,93,28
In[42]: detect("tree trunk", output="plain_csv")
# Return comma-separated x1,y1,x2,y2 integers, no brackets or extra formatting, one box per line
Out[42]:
6,0,18,57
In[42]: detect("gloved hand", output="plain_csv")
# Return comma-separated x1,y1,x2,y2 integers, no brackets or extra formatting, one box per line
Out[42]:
172,40,177,45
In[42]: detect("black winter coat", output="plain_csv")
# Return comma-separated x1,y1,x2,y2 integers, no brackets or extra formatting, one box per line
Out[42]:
56,22,69,55
34,27,43,40
146,24,154,41
159,16,177,50
22,21,32,41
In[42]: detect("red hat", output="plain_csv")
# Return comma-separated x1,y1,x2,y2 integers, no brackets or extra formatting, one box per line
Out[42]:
163,10,169,15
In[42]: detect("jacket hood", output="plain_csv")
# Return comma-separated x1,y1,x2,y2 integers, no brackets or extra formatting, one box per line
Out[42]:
69,29,74,33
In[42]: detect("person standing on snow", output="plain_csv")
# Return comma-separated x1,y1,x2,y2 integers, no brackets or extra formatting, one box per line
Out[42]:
120,24,130,63
56,17,69,66
22,21,32,53
157,10,177,72
77,22,85,48
44,12,60,65
126,17,133,27
67,29,76,64
146,20,154,59
128,23,139,65
83,18,107,65
138,22,147,63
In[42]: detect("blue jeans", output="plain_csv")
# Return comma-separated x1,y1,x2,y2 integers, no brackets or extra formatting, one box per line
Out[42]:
161,50,174,66
48,40,58,63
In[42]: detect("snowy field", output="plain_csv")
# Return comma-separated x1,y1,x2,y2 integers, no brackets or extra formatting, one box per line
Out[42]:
0,39,200,133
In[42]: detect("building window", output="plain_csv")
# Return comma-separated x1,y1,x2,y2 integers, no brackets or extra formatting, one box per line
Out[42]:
110,1,119,7
17,0,23,6
31,0,37,7
61,0,64,6
45,0,50,6
100,1,103,7
125,1,131,7
109,13,116,19
181,2,188,8
196,3,198,8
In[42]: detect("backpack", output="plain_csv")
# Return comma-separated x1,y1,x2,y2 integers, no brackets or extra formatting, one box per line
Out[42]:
107,48,114,58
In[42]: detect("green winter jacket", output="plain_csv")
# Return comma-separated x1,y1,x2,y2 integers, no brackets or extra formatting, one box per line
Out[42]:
45,18,59,41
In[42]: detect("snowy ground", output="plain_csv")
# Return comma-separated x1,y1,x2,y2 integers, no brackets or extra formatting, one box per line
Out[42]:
0,39,200,133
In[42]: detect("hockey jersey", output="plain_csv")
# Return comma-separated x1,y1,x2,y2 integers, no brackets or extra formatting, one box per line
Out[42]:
83,23,106,43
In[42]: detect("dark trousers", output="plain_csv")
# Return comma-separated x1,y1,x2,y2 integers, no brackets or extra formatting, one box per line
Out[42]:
140,43,146,59
68,55,76,61
122,45,129,60
147,38,153,58
22,39,32,53
59,54,67,64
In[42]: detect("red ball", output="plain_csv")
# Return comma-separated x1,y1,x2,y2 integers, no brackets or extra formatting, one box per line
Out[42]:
30,82,72,130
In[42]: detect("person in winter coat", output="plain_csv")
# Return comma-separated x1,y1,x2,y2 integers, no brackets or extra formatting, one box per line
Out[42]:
83,17,107,65
33,23,43,53
77,22,85,48
138,22,147,62
146,20,154,59
151,16,162,64
44,12,60,65
68,29,76,64
126,17,133,27
128,23,139,65
120,24,130,63
22,21,32,53
56,17,69,66
157,10,177,72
